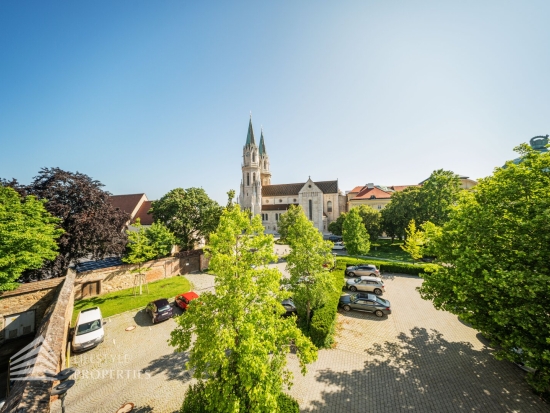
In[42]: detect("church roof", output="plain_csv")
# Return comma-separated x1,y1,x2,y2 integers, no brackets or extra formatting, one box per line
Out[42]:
259,129,266,155
262,204,293,211
262,180,338,196
245,117,256,146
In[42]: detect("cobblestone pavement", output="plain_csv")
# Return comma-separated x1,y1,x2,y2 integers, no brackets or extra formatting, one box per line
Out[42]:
286,274,548,412
53,272,548,413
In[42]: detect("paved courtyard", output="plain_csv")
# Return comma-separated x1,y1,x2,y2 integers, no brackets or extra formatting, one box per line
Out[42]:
53,272,548,413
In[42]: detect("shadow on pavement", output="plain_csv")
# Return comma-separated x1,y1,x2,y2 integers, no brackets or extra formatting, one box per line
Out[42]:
304,327,547,412
143,351,192,382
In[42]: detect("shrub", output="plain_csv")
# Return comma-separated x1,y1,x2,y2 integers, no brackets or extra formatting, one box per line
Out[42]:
309,270,344,348
335,256,438,276
277,393,300,413
180,381,210,413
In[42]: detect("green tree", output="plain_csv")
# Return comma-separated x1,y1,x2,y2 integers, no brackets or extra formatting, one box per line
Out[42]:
419,221,442,258
420,169,461,226
169,207,317,412
277,204,302,241
418,144,550,392
355,205,382,241
145,222,176,259
123,219,156,295
381,186,423,241
0,187,63,291
150,187,222,251
285,208,335,327
400,220,424,260
342,208,370,256
327,213,346,236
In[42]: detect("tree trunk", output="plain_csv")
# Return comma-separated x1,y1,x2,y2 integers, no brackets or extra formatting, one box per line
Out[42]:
306,300,311,329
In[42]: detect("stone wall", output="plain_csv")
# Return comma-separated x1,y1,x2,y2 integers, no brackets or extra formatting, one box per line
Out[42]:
0,277,65,344
0,269,75,413
74,251,208,300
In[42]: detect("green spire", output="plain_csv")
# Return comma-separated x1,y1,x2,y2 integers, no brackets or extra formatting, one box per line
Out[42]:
245,116,256,146
259,128,267,156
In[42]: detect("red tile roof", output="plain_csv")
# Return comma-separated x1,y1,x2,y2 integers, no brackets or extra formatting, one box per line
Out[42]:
110,194,147,218
262,204,294,211
389,185,417,191
133,201,154,225
349,186,364,193
354,187,393,200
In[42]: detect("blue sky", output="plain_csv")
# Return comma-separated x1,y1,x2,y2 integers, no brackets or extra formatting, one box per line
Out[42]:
1,1,549,204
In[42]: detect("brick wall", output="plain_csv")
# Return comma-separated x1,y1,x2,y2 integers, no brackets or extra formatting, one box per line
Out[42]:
0,277,65,344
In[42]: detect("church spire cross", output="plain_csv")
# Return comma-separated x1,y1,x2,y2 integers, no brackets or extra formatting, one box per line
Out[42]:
245,116,256,146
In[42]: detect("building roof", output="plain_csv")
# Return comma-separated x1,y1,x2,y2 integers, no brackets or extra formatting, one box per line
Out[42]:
259,129,267,155
349,186,364,193
389,185,417,192
110,194,146,217
245,116,256,146
74,257,124,273
133,200,153,225
262,203,294,211
354,186,393,200
262,180,338,197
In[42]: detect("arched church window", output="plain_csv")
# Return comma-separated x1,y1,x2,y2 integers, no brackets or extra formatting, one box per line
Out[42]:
252,152,256,162
308,200,313,220
279,199,282,203
253,173,256,183
327,201,332,213
247,173,250,186
264,160,267,169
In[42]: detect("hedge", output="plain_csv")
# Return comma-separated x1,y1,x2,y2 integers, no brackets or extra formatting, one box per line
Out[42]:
335,256,439,276
309,270,344,348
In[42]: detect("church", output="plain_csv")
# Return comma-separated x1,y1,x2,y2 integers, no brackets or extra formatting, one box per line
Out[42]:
238,117,346,233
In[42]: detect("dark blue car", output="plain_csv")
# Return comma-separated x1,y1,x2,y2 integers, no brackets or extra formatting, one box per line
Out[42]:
146,298,173,324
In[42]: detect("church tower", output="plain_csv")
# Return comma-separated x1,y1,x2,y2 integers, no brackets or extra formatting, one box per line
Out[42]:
239,116,262,215
259,128,271,186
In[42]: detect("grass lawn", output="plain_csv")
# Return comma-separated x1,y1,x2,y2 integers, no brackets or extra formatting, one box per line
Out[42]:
72,276,192,325
365,239,414,263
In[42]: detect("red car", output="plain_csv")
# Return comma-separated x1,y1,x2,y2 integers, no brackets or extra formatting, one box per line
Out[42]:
175,291,199,311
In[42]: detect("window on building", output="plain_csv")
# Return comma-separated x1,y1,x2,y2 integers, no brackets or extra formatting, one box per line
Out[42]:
247,173,250,186
309,199,313,220
253,173,256,183
378,205,382,210
327,201,332,213
264,160,267,169
266,199,269,203
252,152,256,162
293,198,296,202
279,199,282,203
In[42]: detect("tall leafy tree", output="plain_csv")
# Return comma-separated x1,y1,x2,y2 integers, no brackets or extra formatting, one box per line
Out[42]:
123,219,156,295
20,168,130,280
277,204,302,241
342,208,370,256
355,205,382,241
150,187,222,251
145,222,176,259
418,144,550,392
381,186,423,240
170,207,317,412
285,208,335,327
327,213,346,236
419,169,461,225
0,187,63,291
400,220,424,260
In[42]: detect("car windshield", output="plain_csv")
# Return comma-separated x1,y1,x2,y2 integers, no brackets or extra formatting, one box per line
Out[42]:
353,278,361,283
158,304,171,312
375,296,388,306
76,319,102,336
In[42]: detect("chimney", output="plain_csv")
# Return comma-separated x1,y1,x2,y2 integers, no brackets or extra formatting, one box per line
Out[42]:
367,183,374,189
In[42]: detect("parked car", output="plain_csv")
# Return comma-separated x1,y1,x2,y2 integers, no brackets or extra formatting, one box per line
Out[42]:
339,293,391,317
512,348,537,373
146,298,174,324
328,235,343,242
281,298,297,317
332,242,346,250
345,264,380,277
346,276,385,295
175,291,199,311
72,307,105,352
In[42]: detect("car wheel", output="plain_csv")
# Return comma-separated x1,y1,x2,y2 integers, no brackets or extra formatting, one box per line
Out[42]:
350,286,357,292
375,310,384,317
343,305,351,312
374,288,382,295
348,272,355,277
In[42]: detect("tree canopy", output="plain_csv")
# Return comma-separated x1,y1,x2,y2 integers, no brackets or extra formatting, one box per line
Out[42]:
0,187,63,291
145,221,176,259
150,187,222,251
11,168,130,280
418,145,550,392
327,213,345,236
342,208,370,255
285,207,335,326
355,205,382,241
170,207,316,412
277,204,302,241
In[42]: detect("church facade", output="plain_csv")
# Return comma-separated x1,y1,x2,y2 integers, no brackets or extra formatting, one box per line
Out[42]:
238,117,346,233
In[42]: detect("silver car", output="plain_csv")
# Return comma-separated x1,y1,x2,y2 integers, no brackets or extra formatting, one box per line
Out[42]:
345,264,380,277
346,276,385,295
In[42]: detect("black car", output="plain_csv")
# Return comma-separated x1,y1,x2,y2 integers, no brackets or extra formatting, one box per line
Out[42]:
146,298,173,324
281,298,297,317
338,293,391,317
328,235,343,242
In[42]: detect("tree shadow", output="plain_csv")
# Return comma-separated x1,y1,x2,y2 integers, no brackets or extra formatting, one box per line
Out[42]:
143,351,192,383
304,327,547,412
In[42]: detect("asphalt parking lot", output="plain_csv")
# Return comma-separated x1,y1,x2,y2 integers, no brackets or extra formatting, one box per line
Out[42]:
52,272,548,413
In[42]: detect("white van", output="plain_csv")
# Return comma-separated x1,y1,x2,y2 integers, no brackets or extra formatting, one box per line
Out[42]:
72,307,105,352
